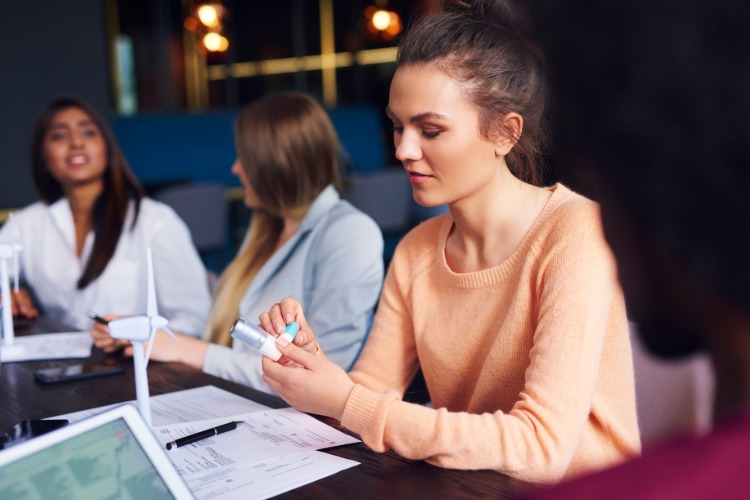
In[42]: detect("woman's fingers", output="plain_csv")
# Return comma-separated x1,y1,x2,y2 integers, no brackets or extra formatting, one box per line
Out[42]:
10,289,39,318
258,298,318,351
262,338,353,420
89,314,129,352
262,298,307,334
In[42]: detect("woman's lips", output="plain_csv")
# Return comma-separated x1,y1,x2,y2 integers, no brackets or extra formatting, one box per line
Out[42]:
407,171,431,185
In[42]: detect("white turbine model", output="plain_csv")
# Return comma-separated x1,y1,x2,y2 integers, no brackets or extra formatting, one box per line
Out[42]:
108,247,175,425
0,213,25,359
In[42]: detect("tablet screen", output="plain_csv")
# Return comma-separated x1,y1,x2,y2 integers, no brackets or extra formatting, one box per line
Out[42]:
0,418,175,499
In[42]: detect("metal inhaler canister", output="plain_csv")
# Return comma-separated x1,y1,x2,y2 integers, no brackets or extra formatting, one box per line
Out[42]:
229,317,299,361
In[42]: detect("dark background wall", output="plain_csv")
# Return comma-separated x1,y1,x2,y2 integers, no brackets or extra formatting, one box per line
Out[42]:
0,1,110,208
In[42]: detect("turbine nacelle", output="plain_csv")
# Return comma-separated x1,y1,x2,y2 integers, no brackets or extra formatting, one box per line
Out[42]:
110,315,172,342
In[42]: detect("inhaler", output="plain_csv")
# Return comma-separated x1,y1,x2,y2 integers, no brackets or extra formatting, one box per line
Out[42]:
229,317,299,361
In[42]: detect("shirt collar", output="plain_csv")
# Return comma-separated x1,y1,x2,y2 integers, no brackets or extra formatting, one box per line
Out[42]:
298,185,340,233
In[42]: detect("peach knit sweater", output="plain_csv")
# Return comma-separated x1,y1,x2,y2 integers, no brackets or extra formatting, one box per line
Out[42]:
341,184,641,484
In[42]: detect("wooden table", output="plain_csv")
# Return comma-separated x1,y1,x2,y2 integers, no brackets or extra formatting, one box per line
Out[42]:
0,321,529,498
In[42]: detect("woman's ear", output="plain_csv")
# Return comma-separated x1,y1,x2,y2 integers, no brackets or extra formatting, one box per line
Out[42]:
492,113,523,157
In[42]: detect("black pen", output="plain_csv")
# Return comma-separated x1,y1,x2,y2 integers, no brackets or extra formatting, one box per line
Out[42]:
166,421,244,450
87,310,109,325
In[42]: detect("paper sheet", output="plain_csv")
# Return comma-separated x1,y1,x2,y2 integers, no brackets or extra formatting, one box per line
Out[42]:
184,451,359,500
53,385,361,497
153,408,360,478
0,332,92,362
55,385,270,426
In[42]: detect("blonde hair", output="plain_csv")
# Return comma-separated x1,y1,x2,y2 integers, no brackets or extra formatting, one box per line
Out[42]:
206,92,341,345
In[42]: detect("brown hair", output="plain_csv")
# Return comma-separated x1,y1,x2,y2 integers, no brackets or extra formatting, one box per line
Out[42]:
397,0,548,184
206,92,342,345
30,96,145,289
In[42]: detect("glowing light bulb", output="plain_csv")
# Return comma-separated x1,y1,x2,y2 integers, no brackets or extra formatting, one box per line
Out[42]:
197,4,220,28
372,10,391,31
203,32,228,52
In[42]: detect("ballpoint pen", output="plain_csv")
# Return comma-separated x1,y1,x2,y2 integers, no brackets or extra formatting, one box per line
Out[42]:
87,310,109,325
166,421,244,450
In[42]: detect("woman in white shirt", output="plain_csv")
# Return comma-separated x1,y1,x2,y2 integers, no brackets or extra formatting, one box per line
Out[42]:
0,96,210,335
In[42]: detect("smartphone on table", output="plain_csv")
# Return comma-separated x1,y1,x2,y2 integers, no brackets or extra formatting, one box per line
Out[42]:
0,419,69,449
33,360,124,384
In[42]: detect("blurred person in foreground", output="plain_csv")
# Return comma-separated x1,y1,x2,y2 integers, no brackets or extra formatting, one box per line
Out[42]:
526,0,750,497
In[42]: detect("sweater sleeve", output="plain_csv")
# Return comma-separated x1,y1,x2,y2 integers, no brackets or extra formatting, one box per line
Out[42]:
341,203,626,483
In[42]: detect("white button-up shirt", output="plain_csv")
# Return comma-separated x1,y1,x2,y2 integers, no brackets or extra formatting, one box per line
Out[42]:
0,197,211,335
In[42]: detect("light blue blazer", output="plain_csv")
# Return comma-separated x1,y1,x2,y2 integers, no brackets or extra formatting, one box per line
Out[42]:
203,185,384,392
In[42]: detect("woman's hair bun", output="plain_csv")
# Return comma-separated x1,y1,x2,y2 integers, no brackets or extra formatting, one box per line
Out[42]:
443,0,533,36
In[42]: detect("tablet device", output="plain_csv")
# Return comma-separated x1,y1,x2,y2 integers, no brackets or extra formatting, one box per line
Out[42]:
0,404,193,499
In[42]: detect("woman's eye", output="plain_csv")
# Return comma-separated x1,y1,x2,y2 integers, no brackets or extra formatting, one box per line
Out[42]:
422,129,441,139
48,132,67,141
391,125,404,135
81,128,99,138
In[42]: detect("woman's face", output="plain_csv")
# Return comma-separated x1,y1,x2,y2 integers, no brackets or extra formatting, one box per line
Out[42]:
43,107,108,190
231,158,263,209
387,64,503,207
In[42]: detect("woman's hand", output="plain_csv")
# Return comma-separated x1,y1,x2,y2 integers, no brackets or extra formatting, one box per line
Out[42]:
123,329,208,371
8,288,39,318
262,336,355,420
90,314,130,353
259,297,319,355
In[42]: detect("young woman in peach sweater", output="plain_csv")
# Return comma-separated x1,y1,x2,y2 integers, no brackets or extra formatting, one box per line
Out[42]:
259,0,640,484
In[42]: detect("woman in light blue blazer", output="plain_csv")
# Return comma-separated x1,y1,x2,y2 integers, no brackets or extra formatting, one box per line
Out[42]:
93,92,384,393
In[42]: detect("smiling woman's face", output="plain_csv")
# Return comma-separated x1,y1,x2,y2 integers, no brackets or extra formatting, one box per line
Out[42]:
387,64,505,208
43,107,107,190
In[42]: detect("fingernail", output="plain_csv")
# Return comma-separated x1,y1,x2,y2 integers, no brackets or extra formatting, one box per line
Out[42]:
284,313,293,323
276,336,289,348
274,322,285,334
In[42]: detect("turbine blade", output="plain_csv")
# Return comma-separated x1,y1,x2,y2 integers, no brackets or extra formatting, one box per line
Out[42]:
163,326,178,341
12,249,18,293
146,247,157,318
10,213,19,293
144,330,156,366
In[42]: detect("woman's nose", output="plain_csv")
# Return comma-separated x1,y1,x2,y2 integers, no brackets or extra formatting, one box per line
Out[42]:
394,132,421,163
230,159,241,175
70,131,84,148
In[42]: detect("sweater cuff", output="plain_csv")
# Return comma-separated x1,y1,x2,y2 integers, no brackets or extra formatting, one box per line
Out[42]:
342,384,383,434
341,384,401,452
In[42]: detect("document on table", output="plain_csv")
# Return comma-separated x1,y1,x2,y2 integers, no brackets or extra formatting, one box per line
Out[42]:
0,332,92,362
154,407,360,499
53,385,361,497
185,451,359,500
153,407,360,478
55,385,270,426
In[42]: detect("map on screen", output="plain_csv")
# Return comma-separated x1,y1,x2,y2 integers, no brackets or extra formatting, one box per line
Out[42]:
0,410,188,499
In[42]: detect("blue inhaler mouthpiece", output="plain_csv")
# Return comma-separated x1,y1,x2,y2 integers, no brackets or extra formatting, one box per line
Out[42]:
283,322,299,341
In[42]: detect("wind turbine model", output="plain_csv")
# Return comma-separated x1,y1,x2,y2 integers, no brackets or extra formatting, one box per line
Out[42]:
0,214,25,359
108,247,175,425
